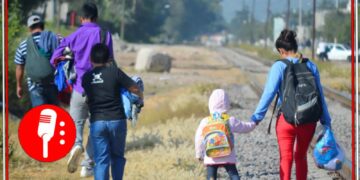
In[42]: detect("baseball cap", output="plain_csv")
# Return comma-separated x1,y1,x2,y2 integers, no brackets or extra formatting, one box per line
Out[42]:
27,15,43,27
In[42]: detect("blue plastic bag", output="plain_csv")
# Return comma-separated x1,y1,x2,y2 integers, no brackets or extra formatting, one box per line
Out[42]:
313,126,344,171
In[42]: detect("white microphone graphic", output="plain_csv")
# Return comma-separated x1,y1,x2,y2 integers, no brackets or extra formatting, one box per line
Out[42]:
37,109,57,158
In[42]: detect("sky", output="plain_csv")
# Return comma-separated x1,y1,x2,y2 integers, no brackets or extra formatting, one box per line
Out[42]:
221,0,350,23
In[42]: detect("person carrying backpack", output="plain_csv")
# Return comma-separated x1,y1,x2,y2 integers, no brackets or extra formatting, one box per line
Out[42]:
50,3,114,177
15,15,60,107
250,29,332,180
195,89,256,180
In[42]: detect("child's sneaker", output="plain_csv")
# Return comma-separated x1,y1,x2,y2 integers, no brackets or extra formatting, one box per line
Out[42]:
67,145,83,173
80,166,94,177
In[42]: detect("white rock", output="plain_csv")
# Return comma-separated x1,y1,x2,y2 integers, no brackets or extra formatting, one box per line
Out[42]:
135,48,172,72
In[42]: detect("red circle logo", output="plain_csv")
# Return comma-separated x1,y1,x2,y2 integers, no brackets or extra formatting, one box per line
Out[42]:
18,105,76,162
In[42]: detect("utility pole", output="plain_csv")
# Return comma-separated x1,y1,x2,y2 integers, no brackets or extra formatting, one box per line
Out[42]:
312,0,316,59
335,0,339,9
298,0,302,27
286,0,290,28
251,0,256,44
298,0,303,43
132,0,137,13
120,0,126,41
265,0,271,48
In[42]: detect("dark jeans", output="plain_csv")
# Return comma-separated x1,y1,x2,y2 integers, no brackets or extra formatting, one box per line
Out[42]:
90,120,127,180
29,84,59,107
207,164,240,180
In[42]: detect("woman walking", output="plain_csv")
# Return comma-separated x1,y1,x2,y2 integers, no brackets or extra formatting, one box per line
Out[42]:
250,29,332,180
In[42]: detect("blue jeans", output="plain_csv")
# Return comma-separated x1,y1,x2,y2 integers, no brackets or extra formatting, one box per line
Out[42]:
90,120,127,180
29,84,59,107
207,164,240,180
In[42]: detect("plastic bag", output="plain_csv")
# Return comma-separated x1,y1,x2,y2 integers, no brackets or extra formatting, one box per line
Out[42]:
313,126,344,171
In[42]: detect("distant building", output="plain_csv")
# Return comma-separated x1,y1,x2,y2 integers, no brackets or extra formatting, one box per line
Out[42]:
315,10,330,30
273,17,285,42
297,25,311,43
33,0,69,23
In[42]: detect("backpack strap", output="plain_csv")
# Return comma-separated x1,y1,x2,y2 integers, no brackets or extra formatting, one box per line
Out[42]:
277,59,292,65
100,28,107,45
26,36,40,55
267,92,280,134
99,28,118,66
266,59,290,134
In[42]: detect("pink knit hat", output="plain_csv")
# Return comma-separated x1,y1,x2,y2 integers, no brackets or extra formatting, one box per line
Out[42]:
208,89,231,114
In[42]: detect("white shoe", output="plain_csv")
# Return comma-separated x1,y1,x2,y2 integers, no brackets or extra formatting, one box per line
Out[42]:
67,145,83,173
80,166,94,177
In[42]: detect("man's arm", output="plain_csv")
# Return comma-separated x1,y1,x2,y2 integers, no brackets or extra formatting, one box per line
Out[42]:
14,40,26,99
16,65,25,98
116,67,143,99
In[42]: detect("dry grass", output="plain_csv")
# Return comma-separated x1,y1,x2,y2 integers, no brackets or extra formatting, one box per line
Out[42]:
8,119,93,180
137,83,217,126
124,117,205,179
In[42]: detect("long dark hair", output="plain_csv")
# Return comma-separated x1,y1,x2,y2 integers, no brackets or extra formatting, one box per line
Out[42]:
275,29,298,52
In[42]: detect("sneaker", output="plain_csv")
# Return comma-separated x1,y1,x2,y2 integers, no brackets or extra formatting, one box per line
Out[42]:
80,166,94,178
67,145,83,173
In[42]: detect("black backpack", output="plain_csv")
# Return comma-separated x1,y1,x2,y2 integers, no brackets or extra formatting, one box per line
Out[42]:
25,35,55,83
268,57,322,133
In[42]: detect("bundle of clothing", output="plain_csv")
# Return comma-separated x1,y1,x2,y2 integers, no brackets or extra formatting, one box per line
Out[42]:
121,76,144,127
54,47,76,105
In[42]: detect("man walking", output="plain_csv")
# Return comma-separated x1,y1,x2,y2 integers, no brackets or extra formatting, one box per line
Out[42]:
15,15,60,107
50,2,113,177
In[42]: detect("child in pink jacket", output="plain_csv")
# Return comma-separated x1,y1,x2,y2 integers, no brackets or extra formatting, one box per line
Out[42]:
195,89,256,180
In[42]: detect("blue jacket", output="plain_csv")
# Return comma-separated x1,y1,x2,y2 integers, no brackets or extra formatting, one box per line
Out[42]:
251,57,331,126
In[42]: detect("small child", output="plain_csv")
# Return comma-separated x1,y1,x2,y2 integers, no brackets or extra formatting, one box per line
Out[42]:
82,43,143,180
195,89,256,180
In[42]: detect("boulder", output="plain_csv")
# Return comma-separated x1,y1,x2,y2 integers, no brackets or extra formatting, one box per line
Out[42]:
135,48,172,72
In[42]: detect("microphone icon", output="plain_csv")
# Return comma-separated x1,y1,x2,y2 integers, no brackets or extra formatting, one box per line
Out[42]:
37,109,57,158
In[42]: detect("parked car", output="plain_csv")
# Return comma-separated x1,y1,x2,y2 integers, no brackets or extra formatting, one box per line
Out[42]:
316,43,351,62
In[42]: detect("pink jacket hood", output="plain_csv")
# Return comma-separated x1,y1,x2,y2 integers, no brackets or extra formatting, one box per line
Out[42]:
208,89,231,114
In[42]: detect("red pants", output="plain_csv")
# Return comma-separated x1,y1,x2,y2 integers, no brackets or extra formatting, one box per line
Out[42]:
276,114,316,180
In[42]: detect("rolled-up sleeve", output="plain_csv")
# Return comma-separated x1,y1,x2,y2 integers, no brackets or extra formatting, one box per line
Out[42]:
14,40,26,65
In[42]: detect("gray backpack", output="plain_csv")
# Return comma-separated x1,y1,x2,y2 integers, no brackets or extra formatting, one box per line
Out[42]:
25,35,54,83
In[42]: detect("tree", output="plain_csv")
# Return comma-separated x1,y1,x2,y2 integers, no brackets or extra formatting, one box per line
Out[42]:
321,11,351,44
229,7,267,44
8,0,31,116
162,0,225,42
9,0,48,22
